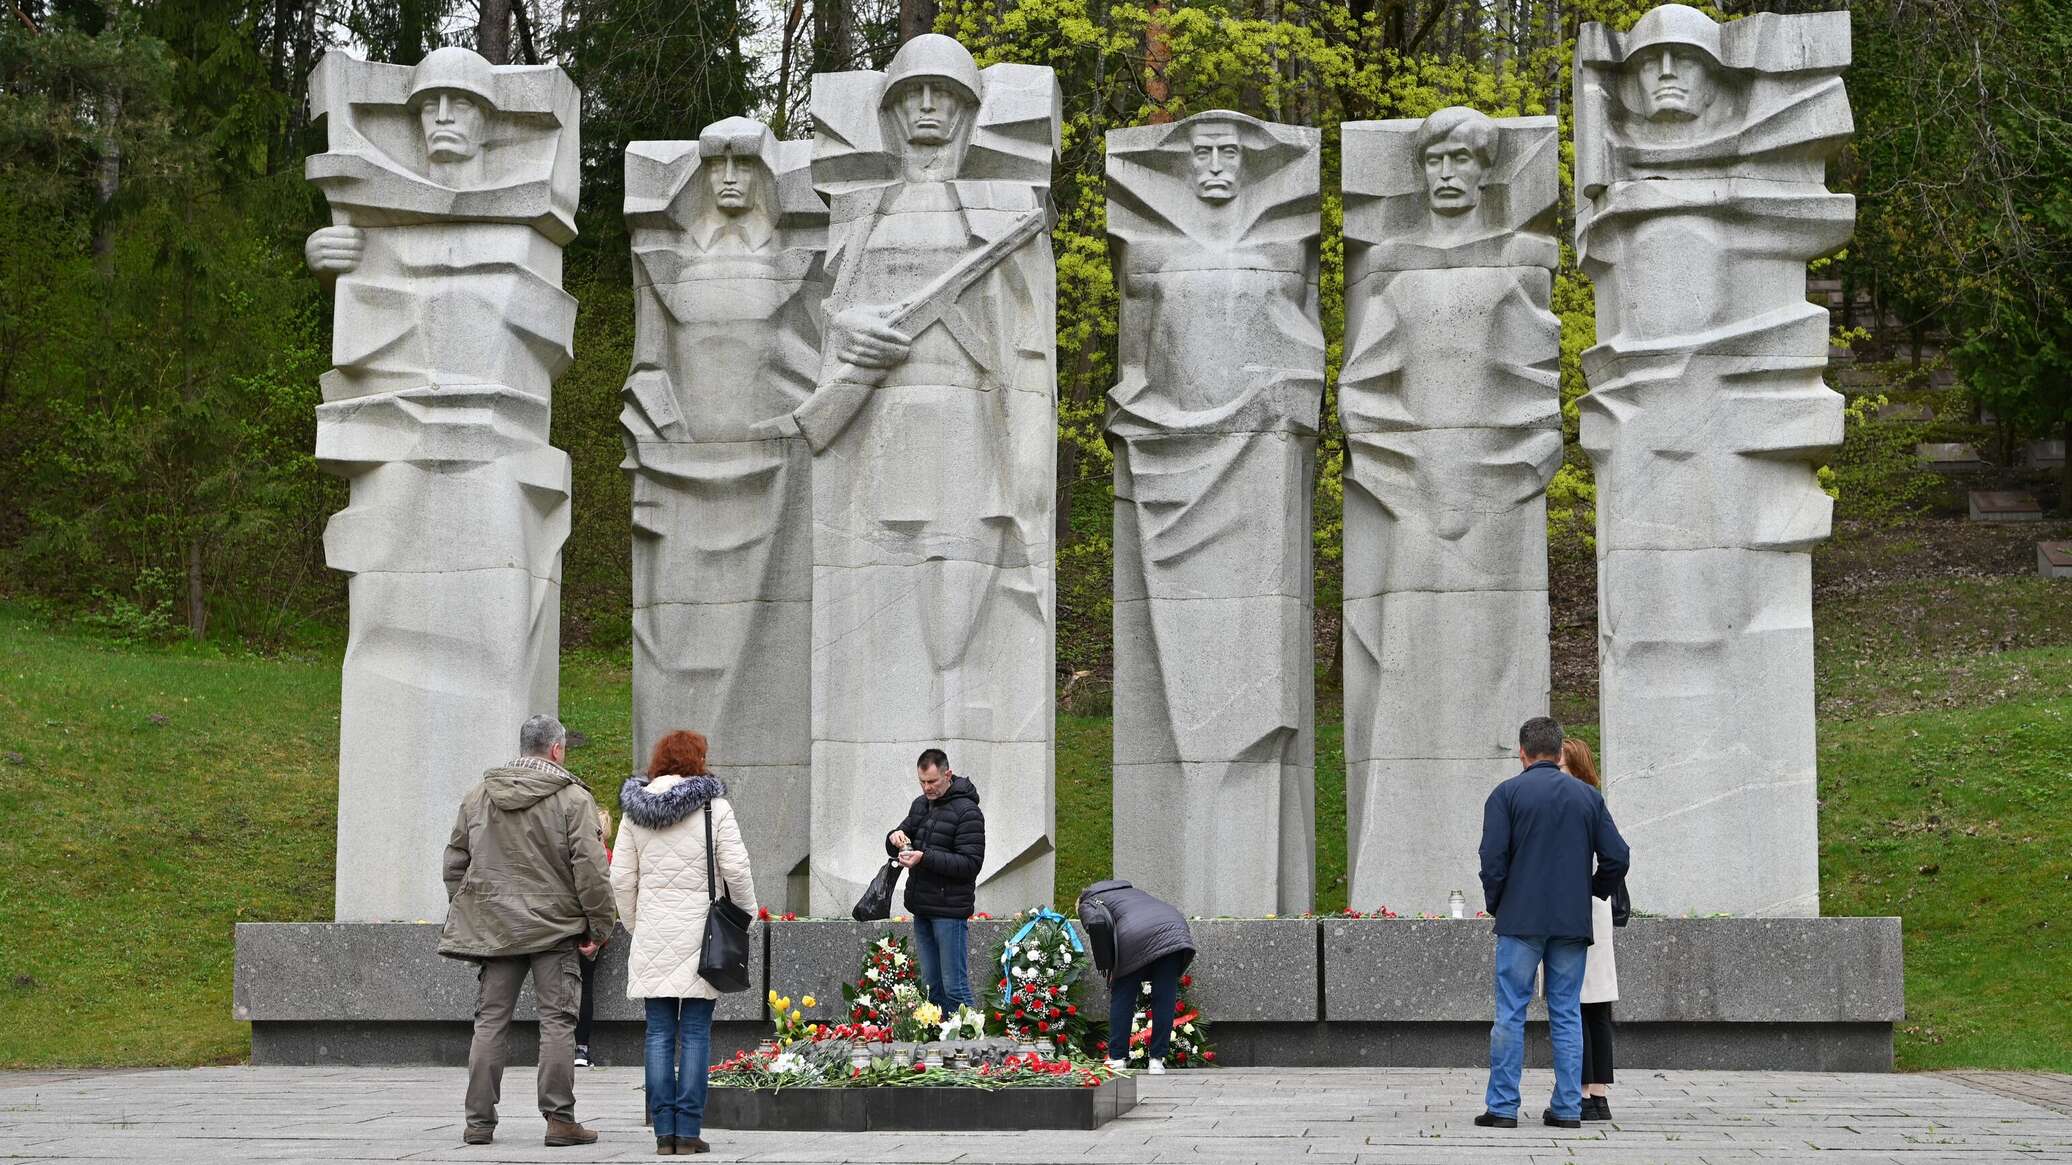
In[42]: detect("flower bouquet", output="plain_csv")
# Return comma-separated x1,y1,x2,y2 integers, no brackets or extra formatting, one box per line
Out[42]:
989,908,1090,1050
841,933,923,1028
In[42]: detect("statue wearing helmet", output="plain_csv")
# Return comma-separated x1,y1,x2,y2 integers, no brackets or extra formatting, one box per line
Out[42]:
784,36,1063,918
299,47,582,924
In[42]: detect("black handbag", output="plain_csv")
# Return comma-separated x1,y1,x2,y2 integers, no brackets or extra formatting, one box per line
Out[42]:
852,859,903,922
1611,878,1632,927
696,804,753,993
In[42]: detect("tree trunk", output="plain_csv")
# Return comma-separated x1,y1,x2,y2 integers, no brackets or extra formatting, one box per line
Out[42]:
478,0,513,64
2061,417,2070,516
92,93,121,276
899,0,938,43
187,538,208,641
1145,0,1172,122
814,0,856,74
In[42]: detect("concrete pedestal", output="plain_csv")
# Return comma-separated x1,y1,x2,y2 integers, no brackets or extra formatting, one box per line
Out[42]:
235,916,1901,1071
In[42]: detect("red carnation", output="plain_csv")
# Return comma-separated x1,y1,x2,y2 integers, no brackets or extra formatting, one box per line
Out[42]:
1066,1005,1077,1016
1180,974,1193,988
1094,1040,1107,1052
1038,1021,1050,1032
1204,1052,1216,1062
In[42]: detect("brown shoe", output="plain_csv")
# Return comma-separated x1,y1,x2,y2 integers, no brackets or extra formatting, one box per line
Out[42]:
463,1125,494,1145
544,1118,599,1147
676,1136,710,1154
658,1135,675,1154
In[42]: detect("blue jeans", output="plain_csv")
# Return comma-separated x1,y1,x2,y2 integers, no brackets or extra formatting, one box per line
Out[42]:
1485,934,1587,1120
1109,951,1186,1060
911,915,973,1009
644,997,715,1139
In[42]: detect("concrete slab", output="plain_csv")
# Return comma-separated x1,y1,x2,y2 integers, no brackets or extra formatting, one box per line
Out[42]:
1968,490,2042,522
1918,442,1985,472
1,1067,2067,1164
2040,542,2072,579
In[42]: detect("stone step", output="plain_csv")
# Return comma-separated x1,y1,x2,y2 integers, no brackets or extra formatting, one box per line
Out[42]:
1918,442,1987,472
2041,542,2072,579
1969,490,2042,522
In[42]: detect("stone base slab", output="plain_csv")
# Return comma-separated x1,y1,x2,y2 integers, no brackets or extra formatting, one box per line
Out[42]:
236,917,1900,1069
704,1075,1136,1131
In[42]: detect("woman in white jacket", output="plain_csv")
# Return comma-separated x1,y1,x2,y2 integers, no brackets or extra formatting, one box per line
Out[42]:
612,730,758,1156
1563,737,1618,1123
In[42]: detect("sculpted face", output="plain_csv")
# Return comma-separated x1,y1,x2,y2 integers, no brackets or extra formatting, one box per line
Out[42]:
418,90,485,163
1423,133,1486,216
1190,123,1242,203
708,148,763,216
1632,46,1717,122
893,81,970,147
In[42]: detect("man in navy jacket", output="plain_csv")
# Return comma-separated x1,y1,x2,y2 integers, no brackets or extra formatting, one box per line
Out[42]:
1474,716,1629,1130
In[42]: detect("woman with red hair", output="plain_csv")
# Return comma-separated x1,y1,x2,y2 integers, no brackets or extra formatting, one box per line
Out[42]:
611,730,758,1155
1561,737,1619,1123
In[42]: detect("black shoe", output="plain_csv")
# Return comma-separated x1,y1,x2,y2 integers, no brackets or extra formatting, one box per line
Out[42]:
1473,1111,1518,1128
1582,1096,1612,1122
573,1044,591,1068
1543,1107,1582,1129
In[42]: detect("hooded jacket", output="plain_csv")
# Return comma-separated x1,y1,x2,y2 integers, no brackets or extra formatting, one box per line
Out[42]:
611,773,759,999
885,775,986,918
439,757,615,961
1078,880,1196,983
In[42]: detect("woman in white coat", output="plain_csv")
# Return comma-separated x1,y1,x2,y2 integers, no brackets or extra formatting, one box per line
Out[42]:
1563,737,1618,1123
613,730,758,1156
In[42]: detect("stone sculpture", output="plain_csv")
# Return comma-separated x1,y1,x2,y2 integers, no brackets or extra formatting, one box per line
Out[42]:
783,35,1061,915
302,48,580,922
1575,4,1853,916
622,118,827,913
1339,108,1562,915
1105,111,1323,916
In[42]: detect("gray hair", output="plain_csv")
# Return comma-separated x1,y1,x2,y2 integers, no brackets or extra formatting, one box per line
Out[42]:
1518,715,1564,761
519,714,567,757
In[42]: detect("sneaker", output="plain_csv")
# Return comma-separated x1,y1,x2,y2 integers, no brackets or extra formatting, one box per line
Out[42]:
1104,1058,1126,1071
1147,1058,1166,1075
1472,1111,1517,1128
573,1045,591,1068
1542,1107,1581,1129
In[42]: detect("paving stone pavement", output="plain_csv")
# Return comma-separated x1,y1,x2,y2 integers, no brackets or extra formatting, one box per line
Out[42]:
2,1067,2069,1164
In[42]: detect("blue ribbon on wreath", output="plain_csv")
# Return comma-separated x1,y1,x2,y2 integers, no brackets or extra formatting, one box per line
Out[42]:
1000,907,1087,986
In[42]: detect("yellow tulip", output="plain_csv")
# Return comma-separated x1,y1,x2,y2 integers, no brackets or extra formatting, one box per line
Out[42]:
802,995,817,1008
768,989,780,1005
777,997,791,1012
791,1009,802,1022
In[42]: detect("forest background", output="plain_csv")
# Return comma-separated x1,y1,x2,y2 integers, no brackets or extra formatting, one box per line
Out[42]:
1,0,2068,683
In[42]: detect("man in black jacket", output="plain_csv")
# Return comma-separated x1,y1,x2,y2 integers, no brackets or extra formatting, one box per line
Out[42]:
886,748,986,1009
1475,715,1630,1131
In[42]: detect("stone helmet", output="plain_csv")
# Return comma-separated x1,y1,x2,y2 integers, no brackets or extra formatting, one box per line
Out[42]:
1617,3,1723,65
880,34,982,109
699,115,778,165
407,46,501,111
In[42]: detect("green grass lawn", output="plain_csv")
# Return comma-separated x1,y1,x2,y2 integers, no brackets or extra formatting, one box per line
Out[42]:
3,578,2069,1070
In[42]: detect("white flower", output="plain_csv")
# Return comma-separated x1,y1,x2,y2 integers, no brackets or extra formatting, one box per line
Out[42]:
1140,982,1153,996
891,952,908,967
1028,949,1046,964
1184,1023,1197,1034
864,967,880,982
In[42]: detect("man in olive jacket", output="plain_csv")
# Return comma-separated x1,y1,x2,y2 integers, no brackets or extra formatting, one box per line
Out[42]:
441,714,615,1148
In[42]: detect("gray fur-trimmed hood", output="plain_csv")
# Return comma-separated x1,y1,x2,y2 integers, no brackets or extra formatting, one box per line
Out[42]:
619,773,727,829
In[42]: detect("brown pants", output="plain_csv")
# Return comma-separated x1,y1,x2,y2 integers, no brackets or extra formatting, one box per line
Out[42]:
464,948,581,1128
